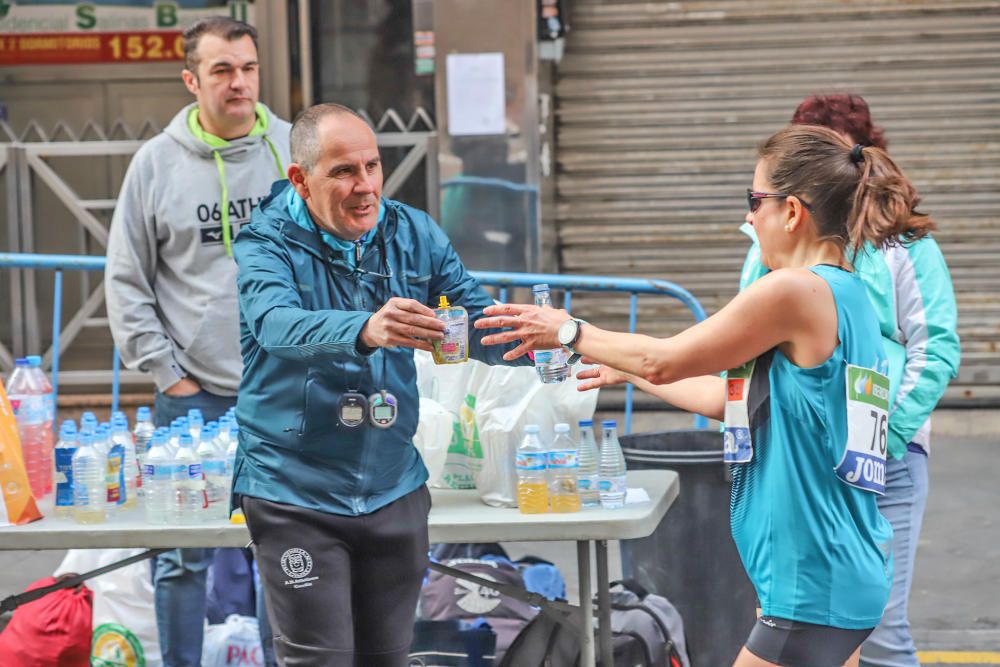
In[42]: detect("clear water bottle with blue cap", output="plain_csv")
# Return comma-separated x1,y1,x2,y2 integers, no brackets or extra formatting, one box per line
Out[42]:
577,419,601,507
187,409,204,440
531,284,570,384
598,420,627,509
197,423,229,520
72,431,106,524
143,429,173,525
133,406,155,456
172,433,205,525
53,420,78,517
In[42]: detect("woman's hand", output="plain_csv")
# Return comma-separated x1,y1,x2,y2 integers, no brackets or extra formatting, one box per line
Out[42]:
474,303,570,362
575,361,632,392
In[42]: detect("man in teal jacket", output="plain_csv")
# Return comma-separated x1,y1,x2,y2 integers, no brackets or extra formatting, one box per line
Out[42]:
232,103,527,666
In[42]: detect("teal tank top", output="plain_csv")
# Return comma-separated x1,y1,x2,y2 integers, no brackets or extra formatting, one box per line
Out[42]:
729,265,893,629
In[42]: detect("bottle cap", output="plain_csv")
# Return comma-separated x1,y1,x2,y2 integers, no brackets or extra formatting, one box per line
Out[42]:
578,419,593,427
532,283,550,293
137,406,152,421
151,430,168,447
554,423,570,433
438,295,450,309
187,408,203,421
524,424,541,434
25,355,41,367
601,420,617,429
59,423,77,439
14,358,27,366
179,434,193,446
79,432,94,446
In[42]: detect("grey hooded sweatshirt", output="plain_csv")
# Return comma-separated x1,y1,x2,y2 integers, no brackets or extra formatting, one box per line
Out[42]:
106,102,291,395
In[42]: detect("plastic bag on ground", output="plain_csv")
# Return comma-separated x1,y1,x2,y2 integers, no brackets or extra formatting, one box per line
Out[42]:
203,614,265,667
55,548,160,667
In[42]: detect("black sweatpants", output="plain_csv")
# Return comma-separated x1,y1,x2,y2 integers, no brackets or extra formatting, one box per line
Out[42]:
243,486,431,667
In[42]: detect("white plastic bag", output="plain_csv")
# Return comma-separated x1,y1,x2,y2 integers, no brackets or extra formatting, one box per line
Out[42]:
414,349,599,503
414,350,490,489
414,397,454,487
203,614,264,667
55,548,160,667
475,362,599,506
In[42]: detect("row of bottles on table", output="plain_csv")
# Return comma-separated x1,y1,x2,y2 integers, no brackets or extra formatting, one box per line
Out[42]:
515,419,627,514
53,407,239,525
6,356,56,499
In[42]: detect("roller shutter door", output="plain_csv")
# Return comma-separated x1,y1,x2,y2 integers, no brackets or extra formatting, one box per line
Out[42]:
555,0,1000,405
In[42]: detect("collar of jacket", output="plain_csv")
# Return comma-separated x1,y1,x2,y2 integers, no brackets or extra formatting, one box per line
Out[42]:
260,180,399,267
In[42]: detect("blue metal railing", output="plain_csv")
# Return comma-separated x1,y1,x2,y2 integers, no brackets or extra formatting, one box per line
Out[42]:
0,253,708,431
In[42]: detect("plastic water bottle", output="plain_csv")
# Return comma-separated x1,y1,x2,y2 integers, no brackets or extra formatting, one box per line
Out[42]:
53,421,78,517
172,434,205,524
224,421,239,482
531,284,570,384
577,420,601,507
187,409,204,441
548,423,581,513
133,406,155,457
111,417,137,510
80,412,98,434
167,419,188,456
102,423,125,513
598,420,627,509
197,423,229,520
72,432,106,524
6,356,55,497
143,429,172,525
516,425,549,514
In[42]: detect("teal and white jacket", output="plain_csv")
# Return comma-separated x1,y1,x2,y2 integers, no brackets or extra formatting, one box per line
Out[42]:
739,223,960,459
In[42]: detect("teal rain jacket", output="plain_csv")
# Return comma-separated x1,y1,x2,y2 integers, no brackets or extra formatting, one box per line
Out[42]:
232,181,528,516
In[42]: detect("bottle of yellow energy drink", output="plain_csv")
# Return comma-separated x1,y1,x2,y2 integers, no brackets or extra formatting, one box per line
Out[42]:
516,425,549,514
432,295,469,364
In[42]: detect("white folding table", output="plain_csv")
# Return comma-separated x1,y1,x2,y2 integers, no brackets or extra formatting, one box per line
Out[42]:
0,469,679,667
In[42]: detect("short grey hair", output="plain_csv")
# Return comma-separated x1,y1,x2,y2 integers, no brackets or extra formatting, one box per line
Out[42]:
290,103,369,172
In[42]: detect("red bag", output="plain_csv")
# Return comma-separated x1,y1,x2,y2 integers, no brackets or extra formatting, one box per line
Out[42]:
0,576,93,666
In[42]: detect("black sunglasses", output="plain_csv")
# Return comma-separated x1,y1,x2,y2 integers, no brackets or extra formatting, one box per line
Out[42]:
746,189,813,214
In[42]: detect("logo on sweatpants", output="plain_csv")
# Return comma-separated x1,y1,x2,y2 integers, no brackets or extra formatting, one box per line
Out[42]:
280,547,318,588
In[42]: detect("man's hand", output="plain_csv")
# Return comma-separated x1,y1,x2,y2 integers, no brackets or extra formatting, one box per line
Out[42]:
359,297,446,352
164,377,200,397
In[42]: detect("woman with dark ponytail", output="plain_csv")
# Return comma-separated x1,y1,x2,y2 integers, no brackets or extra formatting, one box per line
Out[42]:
475,124,933,667
742,95,960,667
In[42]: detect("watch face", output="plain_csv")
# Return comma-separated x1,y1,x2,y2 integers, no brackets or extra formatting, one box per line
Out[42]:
558,319,578,346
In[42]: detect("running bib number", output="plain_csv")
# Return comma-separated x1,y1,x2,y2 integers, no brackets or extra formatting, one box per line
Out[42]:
723,360,755,464
835,364,890,494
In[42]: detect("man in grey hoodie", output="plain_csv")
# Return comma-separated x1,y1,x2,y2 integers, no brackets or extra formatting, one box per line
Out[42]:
105,16,289,667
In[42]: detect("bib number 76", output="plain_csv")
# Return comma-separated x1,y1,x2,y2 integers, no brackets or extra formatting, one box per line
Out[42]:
835,364,890,494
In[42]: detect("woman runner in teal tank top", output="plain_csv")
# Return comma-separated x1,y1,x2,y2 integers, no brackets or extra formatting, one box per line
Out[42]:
475,125,936,667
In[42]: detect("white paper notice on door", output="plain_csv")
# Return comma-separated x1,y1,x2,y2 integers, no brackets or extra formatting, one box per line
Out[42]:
446,52,506,136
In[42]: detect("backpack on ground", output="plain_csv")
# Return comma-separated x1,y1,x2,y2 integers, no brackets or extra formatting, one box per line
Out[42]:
419,558,538,663
608,579,690,667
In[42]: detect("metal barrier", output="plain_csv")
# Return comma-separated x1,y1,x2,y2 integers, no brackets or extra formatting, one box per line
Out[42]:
0,253,708,431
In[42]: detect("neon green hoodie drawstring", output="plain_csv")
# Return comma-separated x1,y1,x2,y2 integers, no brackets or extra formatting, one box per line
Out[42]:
189,103,285,257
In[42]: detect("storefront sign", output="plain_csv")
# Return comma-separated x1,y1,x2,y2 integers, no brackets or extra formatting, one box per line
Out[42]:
0,1,255,66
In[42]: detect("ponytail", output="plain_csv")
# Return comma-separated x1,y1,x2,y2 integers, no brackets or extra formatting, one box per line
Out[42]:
759,126,935,254
849,145,934,252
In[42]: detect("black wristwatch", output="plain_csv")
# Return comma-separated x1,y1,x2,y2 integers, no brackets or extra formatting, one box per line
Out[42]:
557,318,587,365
